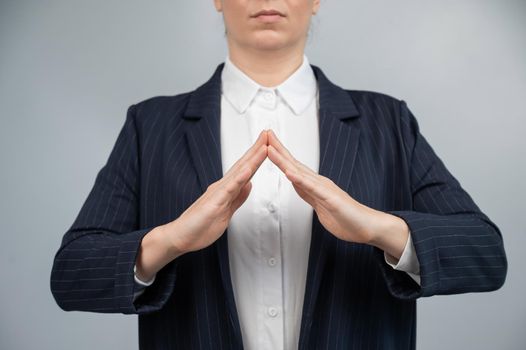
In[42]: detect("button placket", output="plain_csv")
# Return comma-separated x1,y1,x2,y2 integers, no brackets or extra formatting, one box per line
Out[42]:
247,87,284,348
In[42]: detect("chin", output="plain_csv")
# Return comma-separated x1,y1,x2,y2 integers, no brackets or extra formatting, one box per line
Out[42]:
249,33,290,50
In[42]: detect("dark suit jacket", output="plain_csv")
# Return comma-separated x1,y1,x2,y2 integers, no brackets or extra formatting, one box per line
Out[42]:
50,62,507,349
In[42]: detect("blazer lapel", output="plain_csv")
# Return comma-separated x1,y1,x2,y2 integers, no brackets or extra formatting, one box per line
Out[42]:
181,62,362,349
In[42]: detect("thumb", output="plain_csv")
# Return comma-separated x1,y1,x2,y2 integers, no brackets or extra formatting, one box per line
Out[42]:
231,181,252,213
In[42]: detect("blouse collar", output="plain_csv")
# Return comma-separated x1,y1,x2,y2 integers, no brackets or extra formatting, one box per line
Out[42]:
221,54,318,115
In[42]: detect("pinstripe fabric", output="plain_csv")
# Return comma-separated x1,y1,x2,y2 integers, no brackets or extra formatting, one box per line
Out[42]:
50,62,507,350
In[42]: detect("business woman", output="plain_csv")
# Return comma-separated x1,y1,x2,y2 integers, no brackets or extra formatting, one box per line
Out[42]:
50,1,508,349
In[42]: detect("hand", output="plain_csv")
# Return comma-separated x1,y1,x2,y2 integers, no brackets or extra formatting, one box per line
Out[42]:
266,129,395,245
165,130,269,254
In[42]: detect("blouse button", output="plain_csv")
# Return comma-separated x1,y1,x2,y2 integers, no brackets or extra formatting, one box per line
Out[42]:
267,307,278,317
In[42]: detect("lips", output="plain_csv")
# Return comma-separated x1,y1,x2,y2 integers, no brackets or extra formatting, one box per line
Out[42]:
251,9,285,17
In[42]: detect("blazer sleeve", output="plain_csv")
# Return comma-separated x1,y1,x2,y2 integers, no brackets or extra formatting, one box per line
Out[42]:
374,99,508,300
50,104,178,314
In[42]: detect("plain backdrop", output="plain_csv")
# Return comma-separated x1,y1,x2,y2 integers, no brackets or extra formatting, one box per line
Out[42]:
1,1,525,349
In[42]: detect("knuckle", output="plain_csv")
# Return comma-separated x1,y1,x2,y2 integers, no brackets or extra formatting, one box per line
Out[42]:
224,183,237,195
239,166,250,179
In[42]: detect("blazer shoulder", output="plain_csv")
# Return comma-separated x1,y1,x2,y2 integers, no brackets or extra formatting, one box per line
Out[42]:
344,89,409,128
133,91,193,115
128,91,193,126
345,89,403,110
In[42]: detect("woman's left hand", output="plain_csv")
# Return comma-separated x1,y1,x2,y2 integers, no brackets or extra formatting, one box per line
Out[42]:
265,129,391,245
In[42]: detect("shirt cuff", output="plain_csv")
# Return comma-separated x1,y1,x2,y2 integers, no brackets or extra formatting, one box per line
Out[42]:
133,263,156,286
384,231,421,285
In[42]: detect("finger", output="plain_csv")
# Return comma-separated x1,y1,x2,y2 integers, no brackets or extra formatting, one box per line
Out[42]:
266,129,295,163
284,166,331,202
267,143,300,178
223,129,268,180
267,129,318,177
223,130,267,179
267,143,319,186
291,181,316,205
230,181,252,214
218,144,267,203
213,131,267,206
238,143,268,184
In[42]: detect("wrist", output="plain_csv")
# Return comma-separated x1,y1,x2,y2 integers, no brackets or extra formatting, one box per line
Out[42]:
162,219,188,259
368,212,409,260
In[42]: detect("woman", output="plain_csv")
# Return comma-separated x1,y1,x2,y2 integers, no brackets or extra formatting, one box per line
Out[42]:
50,1,507,349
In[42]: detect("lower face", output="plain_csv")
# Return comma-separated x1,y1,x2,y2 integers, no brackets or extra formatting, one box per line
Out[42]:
222,0,314,52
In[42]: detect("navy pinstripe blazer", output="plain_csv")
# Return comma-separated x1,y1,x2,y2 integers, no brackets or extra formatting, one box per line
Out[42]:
50,62,507,349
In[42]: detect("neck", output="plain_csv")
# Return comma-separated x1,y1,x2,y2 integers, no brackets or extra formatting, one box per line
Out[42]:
227,41,306,87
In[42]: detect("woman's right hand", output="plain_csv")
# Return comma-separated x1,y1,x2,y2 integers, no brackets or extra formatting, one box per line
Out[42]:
164,129,269,255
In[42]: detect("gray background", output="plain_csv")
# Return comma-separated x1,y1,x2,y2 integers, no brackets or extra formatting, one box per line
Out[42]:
1,0,524,349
